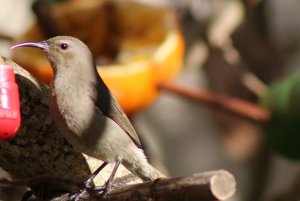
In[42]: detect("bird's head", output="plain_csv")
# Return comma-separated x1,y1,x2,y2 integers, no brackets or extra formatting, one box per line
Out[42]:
11,36,94,74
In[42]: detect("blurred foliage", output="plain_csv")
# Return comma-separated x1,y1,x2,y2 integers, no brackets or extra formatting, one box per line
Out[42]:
261,71,300,160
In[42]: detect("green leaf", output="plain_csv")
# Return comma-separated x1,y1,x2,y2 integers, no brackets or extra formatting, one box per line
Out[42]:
261,71,300,160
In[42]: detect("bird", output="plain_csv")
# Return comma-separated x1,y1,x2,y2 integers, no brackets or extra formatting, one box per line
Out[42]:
11,36,161,197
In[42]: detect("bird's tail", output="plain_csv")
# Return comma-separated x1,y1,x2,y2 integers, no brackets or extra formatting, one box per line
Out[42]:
137,162,165,181
122,158,166,181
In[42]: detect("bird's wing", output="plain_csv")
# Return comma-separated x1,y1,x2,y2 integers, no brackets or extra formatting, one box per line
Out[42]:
107,96,142,148
93,78,142,148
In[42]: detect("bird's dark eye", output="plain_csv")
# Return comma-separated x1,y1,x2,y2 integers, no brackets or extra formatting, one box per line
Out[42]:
60,43,68,50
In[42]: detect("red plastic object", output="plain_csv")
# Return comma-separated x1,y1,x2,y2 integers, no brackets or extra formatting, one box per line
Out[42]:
0,65,20,140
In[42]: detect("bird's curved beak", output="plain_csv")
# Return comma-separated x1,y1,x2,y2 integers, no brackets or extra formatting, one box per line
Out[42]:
10,41,49,50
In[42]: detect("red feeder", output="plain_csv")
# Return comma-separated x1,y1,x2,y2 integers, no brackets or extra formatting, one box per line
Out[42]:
0,65,20,140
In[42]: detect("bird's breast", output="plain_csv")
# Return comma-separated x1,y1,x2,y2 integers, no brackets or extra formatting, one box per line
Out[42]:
49,81,97,144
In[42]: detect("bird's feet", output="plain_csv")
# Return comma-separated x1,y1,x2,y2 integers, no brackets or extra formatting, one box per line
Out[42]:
68,180,113,201
68,179,95,201
68,159,121,200
94,179,114,197
68,189,83,201
68,187,90,201
68,162,108,200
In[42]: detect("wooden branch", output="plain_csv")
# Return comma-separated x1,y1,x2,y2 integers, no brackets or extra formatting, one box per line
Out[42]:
49,170,236,201
159,81,270,124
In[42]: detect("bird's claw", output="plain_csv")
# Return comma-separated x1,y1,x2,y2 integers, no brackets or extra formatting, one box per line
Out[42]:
68,181,113,200
94,181,113,197
94,186,105,196
68,184,93,201
68,188,85,201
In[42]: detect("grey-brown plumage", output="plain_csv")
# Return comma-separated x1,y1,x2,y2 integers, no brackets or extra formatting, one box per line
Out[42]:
11,36,161,184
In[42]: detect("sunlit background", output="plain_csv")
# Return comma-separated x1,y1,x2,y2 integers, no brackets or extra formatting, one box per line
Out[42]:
1,0,300,200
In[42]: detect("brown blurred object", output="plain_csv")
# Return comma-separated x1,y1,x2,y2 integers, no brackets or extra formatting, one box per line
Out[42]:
19,0,120,66
32,0,120,59
232,0,286,83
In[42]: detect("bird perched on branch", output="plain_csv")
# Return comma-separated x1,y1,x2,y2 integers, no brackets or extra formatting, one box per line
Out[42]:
11,36,162,199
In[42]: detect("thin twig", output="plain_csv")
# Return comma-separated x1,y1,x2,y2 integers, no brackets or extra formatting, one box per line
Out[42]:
159,81,270,123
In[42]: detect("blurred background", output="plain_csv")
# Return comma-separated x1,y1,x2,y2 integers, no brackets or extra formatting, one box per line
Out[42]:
1,0,300,200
